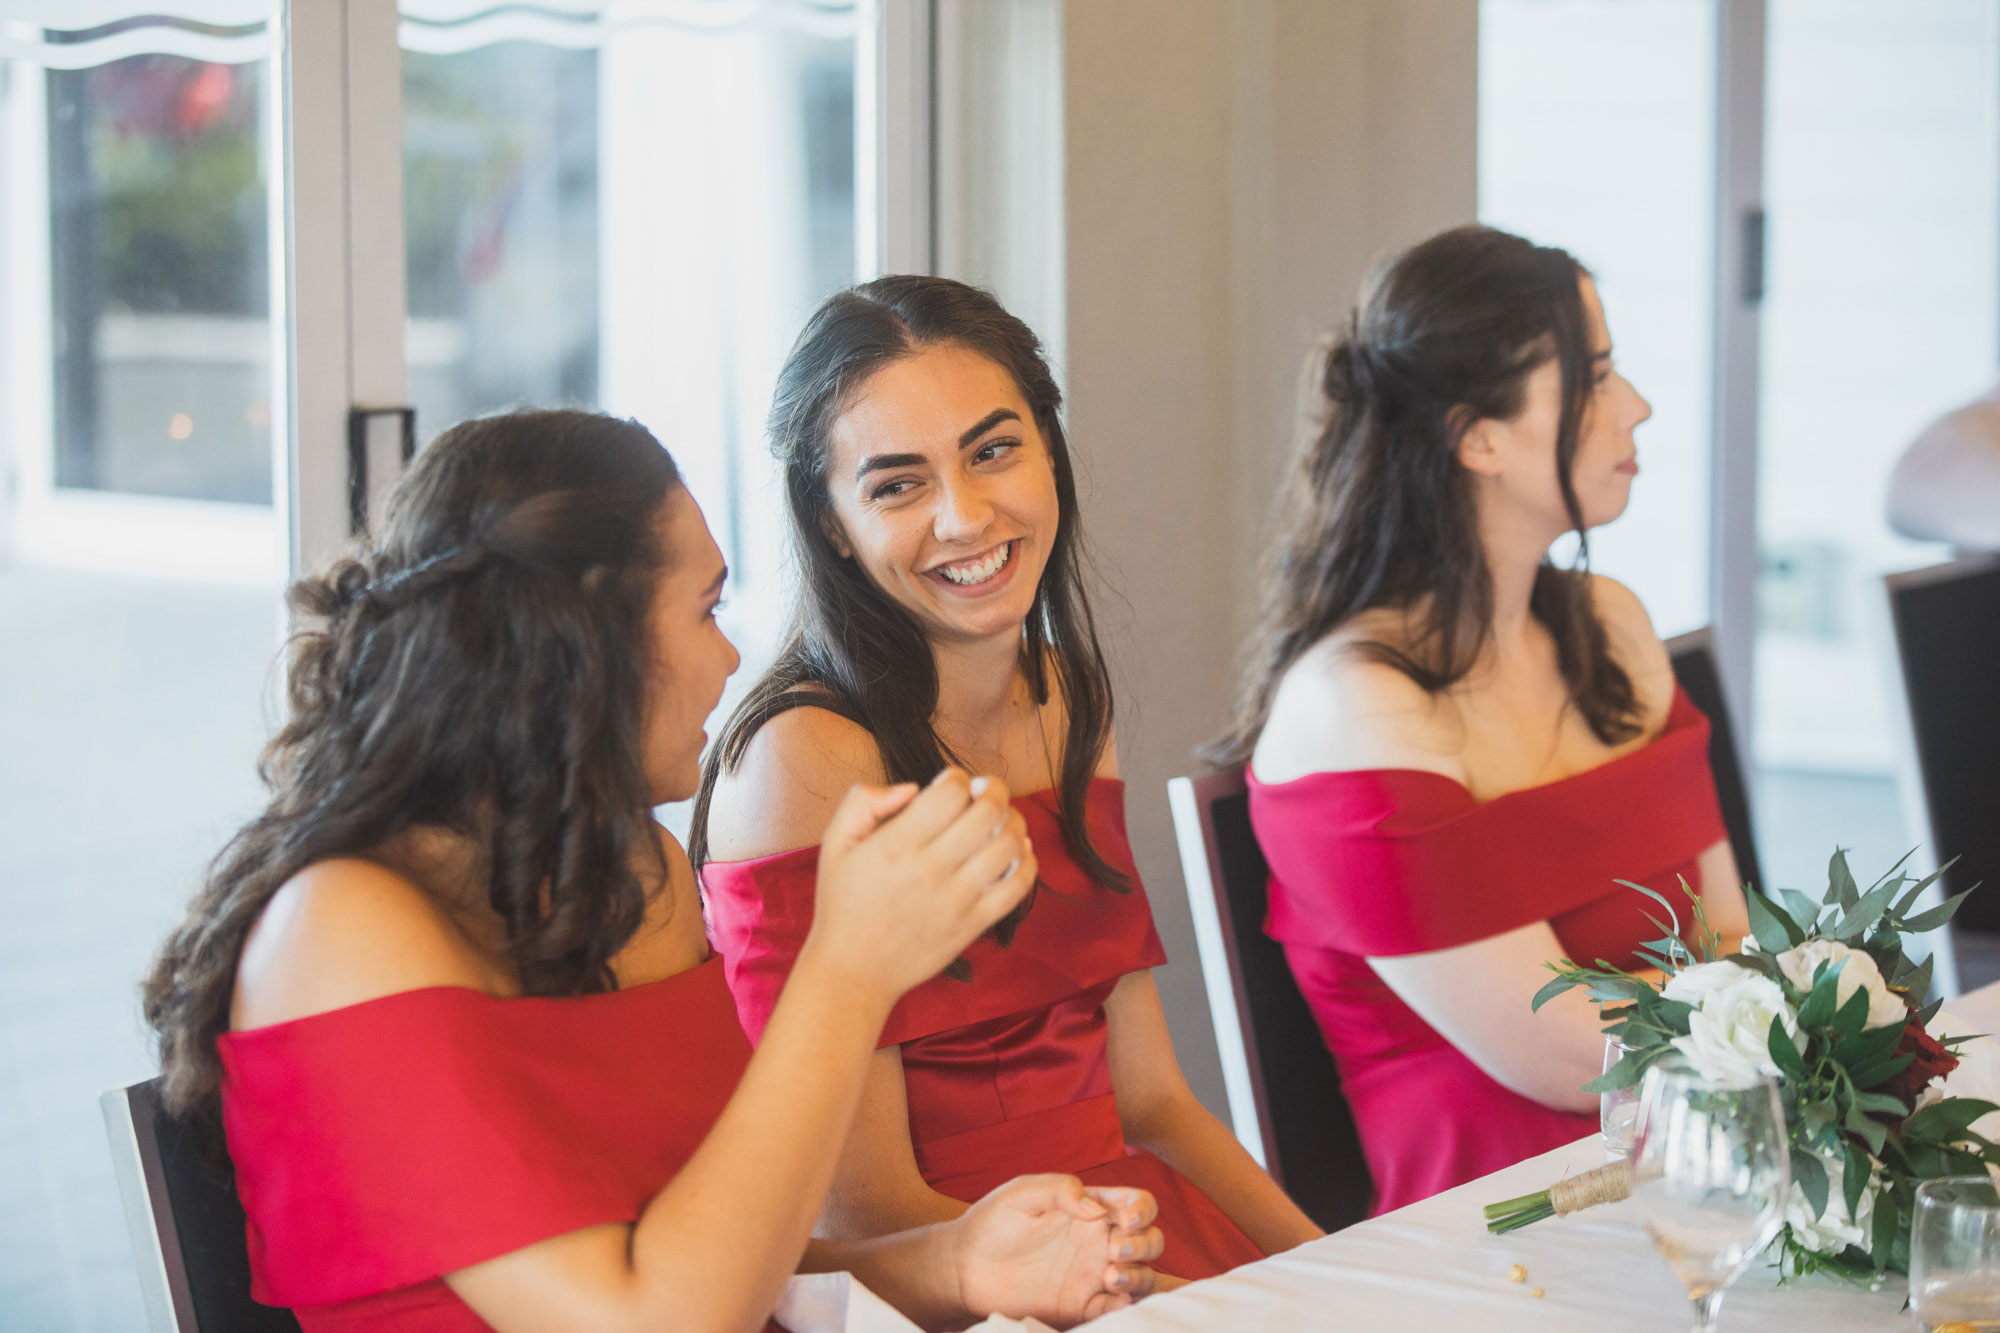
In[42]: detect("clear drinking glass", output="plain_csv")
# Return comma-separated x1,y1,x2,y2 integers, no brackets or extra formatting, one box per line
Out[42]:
1628,1058,1789,1332
1603,1035,1642,1158
1911,1177,2000,1330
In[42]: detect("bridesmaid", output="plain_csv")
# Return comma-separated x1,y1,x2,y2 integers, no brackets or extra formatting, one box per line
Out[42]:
1210,225,1752,1213
143,410,1163,1331
695,276,1323,1281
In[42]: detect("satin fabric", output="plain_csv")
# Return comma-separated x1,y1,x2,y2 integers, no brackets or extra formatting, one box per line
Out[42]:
1247,686,1728,1214
704,779,1266,1280
218,956,753,1330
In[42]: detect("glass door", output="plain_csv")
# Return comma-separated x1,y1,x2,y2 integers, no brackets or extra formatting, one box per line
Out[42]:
0,4,288,1324
1753,0,2000,881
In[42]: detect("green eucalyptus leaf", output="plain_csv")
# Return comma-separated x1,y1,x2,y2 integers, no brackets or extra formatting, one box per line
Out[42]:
1842,1140,1868,1220
1904,1098,2000,1145
1845,1100,1888,1155
1870,1192,1897,1270
1582,1046,1655,1094
1779,887,1824,932
1833,1020,1906,1072
1769,1021,1809,1082
1919,997,1944,1025
1854,1090,1908,1117
1831,985,1873,1042
1793,1148,1829,1218
1799,960,1847,1028
1747,890,1805,954
1902,888,1979,935
1531,975,1579,1012
1894,952,1935,1005
1836,878,1900,940
1848,1050,1915,1091
1830,849,1860,909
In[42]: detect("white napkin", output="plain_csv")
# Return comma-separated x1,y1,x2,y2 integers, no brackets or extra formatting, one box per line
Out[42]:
1931,992,2000,1145
773,1272,1060,1333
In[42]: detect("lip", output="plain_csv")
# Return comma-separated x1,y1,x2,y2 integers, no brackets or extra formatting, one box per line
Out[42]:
1615,457,1640,476
924,539,1021,599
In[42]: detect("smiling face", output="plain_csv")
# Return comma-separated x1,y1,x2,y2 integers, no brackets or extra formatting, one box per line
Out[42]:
641,485,740,804
1459,276,1652,537
821,342,1060,648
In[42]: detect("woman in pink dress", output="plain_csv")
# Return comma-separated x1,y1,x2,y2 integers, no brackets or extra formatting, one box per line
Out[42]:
1209,226,1754,1213
696,277,1321,1281
142,410,1163,1331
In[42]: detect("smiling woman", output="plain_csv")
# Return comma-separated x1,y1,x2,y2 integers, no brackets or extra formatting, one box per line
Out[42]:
694,276,1324,1284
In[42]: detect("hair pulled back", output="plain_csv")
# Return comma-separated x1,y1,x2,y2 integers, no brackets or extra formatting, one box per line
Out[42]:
144,409,680,1149
691,275,1128,935
1209,224,1641,765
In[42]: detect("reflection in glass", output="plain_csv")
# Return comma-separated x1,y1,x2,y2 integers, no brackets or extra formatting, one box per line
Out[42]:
47,53,273,503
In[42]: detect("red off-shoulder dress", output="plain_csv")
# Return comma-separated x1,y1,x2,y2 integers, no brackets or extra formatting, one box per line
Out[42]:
217,955,757,1330
1246,687,1728,1215
703,779,1265,1281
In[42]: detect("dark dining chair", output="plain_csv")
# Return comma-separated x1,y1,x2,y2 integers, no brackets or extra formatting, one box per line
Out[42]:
1884,555,2000,935
1167,769,1373,1232
1664,627,1765,895
101,1079,301,1333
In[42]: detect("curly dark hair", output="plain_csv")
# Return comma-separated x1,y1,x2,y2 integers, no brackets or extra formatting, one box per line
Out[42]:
143,409,680,1152
1208,224,1642,766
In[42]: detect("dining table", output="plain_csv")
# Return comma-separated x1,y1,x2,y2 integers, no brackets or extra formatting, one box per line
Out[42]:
1069,976,2000,1333
784,978,2000,1333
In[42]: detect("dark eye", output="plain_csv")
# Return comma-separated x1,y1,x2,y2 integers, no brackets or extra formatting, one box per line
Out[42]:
870,478,916,501
706,598,727,621
974,439,1020,464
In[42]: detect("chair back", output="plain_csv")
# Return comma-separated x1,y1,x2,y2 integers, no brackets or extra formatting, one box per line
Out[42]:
1168,769,1373,1231
1665,627,1765,894
101,1079,301,1333
1884,555,2000,932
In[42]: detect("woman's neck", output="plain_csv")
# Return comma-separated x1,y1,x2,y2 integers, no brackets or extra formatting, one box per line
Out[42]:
1475,492,1562,660
930,628,1030,769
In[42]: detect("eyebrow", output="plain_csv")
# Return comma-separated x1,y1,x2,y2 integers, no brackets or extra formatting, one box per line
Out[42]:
852,408,1025,482
704,566,728,597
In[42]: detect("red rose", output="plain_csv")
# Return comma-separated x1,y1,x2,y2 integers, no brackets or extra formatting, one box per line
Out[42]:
1881,1013,1960,1110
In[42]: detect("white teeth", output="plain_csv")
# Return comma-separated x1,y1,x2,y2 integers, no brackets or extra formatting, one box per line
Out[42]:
938,543,1011,586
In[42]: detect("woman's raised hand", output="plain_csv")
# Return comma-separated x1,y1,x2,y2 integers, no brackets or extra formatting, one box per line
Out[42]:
804,767,1037,1000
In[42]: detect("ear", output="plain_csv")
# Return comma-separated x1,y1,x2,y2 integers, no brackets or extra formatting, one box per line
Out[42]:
1453,407,1507,479
818,511,854,559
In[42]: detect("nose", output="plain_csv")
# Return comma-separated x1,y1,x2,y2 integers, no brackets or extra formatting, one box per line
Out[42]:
932,476,994,544
1626,377,1653,429
724,634,742,678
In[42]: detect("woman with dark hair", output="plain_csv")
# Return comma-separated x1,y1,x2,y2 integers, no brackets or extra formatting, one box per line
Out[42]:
1212,225,1751,1212
695,277,1321,1283
143,409,1165,1332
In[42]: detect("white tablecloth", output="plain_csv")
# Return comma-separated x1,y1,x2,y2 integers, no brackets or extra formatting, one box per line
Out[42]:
1080,980,2000,1332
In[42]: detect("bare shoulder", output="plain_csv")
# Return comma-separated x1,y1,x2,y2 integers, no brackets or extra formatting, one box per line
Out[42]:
232,858,501,1031
703,703,890,863
1585,573,1674,731
1249,615,1468,785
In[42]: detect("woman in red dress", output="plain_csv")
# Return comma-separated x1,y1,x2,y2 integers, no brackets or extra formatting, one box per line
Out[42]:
694,277,1322,1283
1209,226,1754,1214
142,411,1164,1331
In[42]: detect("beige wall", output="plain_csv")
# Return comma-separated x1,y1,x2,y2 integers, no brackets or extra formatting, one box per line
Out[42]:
1062,0,1479,1113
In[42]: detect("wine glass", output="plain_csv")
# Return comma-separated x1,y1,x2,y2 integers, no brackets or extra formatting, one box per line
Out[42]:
1628,1058,1789,1332
1603,1034,1641,1159
1910,1176,2000,1330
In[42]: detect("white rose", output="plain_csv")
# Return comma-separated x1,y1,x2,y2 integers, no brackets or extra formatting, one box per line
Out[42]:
1663,961,1799,1088
1783,1151,1876,1255
1774,940,1908,1031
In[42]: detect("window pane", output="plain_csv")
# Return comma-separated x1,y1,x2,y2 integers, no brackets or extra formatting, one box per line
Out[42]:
1479,0,1717,639
0,10,286,1327
1755,0,1999,877
400,5,860,630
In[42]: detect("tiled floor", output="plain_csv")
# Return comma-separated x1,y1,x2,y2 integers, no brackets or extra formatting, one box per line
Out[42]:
0,559,1980,1331
1,563,276,1332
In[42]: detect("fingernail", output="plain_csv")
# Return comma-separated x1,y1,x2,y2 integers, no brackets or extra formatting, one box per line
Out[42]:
1115,1242,1136,1260
969,775,991,796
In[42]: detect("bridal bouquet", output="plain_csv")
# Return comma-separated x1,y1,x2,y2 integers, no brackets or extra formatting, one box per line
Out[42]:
1484,852,1995,1280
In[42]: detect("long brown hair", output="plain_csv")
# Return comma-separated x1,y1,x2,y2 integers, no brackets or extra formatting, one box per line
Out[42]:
690,275,1129,931
144,410,680,1149
1209,224,1641,766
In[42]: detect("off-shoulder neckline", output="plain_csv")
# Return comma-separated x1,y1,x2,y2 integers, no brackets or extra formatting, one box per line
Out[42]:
1246,690,1701,808
222,951,721,1041
701,775,1125,872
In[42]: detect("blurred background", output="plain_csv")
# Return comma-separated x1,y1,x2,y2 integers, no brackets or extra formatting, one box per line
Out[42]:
2,1,1994,1325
